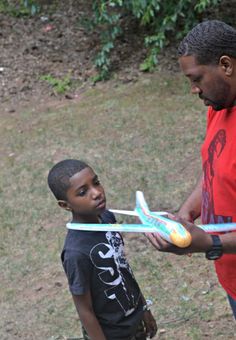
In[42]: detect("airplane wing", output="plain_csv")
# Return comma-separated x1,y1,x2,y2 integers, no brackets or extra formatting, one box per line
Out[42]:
67,222,158,233
109,209,167,216
109,209,139,216
198,223,236,232
66,221,236,235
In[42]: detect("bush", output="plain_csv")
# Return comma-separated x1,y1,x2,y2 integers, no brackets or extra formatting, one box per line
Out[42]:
89,0,221,80
0,0,40,16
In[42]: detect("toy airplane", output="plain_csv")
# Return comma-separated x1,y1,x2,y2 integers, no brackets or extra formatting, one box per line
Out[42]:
67,191,236,248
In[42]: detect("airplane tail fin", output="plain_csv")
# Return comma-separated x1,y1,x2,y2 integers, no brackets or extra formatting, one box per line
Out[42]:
135,191,150,214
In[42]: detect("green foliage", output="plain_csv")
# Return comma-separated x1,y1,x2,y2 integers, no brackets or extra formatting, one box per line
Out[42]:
88,0,221,79
91,1,123,81
194,0,220,12
0,0,40,16
40,74,72,95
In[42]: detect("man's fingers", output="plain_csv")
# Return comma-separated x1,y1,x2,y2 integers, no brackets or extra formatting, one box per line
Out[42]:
144,232,161,249
145,232,173,250
167,212,176,219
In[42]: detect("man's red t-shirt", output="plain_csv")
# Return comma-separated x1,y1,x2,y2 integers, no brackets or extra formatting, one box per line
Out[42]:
201,106,236,299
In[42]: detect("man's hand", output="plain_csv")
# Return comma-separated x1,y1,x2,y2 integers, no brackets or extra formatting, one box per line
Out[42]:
145,215,212,255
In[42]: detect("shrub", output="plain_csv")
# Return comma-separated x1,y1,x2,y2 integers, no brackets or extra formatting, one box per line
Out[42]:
89,0,221,79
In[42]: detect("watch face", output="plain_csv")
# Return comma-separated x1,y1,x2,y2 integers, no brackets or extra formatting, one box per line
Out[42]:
206,249,223,260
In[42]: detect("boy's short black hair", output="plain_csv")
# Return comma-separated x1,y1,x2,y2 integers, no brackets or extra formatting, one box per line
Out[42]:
47,159,89,201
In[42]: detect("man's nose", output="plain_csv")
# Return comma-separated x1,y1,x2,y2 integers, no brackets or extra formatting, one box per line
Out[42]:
191,84,201,94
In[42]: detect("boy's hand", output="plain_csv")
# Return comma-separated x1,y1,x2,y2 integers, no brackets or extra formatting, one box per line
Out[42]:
143,310,157,338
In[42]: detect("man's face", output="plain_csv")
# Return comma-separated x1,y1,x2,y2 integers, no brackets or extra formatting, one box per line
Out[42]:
179,55,232,111
65,167,106,221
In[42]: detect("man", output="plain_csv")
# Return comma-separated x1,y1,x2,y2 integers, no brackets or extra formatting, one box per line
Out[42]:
146,20,236,318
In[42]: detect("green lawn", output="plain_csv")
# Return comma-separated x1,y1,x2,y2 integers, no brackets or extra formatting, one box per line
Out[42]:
0,71,234,339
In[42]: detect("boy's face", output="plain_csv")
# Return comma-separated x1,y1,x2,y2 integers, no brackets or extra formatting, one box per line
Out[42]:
60,167,106,221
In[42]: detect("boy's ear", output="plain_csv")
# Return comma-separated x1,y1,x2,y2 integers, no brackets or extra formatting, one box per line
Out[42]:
58,200,72,211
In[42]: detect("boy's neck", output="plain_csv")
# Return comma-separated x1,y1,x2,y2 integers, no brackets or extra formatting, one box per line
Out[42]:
71,213,101,224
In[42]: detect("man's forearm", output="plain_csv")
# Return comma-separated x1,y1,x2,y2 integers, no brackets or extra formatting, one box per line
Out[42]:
178,174,202,221
220,232,236,253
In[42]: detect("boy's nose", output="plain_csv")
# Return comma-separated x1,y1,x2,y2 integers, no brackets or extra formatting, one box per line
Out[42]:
91,187,102,199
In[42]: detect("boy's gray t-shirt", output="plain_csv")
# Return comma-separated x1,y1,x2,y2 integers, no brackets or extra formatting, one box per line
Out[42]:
61,210,144,340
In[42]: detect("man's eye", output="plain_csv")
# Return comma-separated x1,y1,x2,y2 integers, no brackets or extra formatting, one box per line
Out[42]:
192,77,201,83
94,179,100,186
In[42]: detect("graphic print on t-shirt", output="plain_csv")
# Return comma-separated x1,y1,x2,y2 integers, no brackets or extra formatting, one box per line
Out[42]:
202,129,232,224
90,231,140,316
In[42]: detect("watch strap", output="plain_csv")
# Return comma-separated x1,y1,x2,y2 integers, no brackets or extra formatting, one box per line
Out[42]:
205,234,223,260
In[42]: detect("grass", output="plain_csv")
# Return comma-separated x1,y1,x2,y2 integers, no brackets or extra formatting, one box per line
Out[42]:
0,71,235,339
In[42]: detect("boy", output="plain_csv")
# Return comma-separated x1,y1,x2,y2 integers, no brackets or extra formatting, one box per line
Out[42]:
47,159,157,340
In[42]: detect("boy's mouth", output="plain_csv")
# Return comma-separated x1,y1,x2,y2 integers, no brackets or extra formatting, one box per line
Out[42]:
96,199,106,209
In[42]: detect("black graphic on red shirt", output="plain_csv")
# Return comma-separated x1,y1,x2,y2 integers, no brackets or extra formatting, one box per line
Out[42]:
202,129,232,224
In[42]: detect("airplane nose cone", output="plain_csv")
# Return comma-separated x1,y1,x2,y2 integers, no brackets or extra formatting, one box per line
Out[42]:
170,230,192,248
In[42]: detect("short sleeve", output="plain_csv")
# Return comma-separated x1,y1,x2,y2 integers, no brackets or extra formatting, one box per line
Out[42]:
101,210,116,223
62,250,91,295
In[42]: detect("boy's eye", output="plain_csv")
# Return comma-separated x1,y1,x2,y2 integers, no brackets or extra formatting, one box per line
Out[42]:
77,189,87,196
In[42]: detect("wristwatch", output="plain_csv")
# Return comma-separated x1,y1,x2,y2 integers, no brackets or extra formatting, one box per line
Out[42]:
205,235,223,260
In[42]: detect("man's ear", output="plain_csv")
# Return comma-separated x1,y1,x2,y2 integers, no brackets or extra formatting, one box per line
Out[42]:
58,200,72,211
219,55,233,76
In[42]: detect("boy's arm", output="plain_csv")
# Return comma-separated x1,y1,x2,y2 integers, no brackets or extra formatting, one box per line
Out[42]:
140,294,157,339
72,290,106,340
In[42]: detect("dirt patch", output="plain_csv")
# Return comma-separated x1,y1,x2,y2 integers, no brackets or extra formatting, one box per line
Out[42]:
1,0,236,114
0,1,180,114
0,3,95,110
